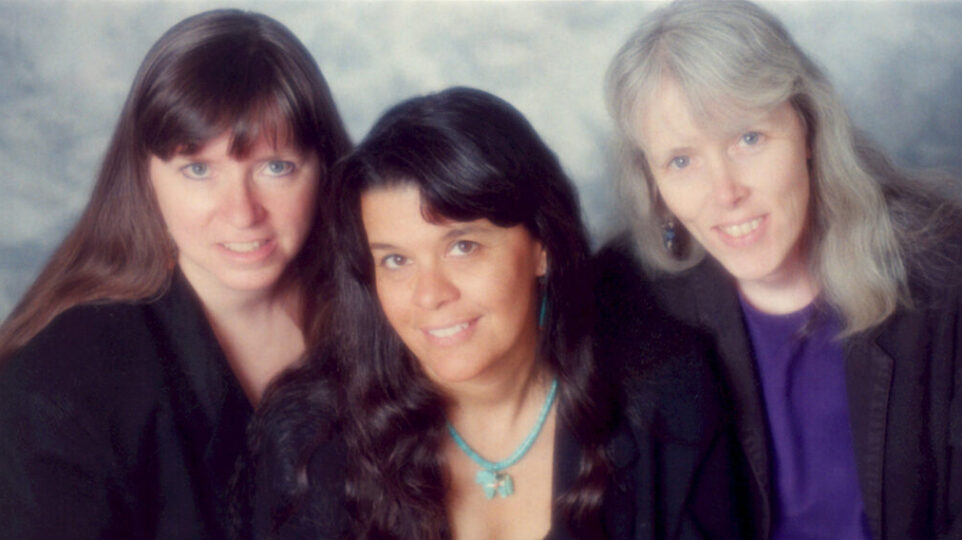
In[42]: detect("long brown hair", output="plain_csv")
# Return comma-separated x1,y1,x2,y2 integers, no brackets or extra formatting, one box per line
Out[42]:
0,9,351,360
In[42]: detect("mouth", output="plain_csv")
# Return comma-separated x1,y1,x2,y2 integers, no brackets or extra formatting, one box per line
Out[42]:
221,240,268,253
426,321,472,338
718,216,763,238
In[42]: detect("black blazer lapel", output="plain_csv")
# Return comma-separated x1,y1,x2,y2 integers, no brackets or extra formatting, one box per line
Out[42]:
687,261,772,538
844,331,894,540
548,417,639,539
146,273,254,536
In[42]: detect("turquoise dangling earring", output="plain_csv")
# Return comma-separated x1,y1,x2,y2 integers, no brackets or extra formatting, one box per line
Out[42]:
538,294,547,328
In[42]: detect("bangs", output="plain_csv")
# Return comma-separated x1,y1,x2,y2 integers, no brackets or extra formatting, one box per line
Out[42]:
367,160,528,232
142,88,306,160
138,35,316,160
626,29,798,147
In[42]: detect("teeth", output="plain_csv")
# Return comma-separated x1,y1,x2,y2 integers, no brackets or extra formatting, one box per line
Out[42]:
428,322,470,338
223,240,265,253
720,217,763,238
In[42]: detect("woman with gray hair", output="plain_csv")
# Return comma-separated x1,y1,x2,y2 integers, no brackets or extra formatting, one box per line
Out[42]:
596,0,962,538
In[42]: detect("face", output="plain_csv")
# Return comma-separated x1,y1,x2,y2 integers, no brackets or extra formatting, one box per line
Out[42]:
636,79,811,291
361,184,547,388
149,131,319,301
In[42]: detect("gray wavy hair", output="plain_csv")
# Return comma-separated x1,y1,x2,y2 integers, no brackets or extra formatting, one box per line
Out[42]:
604,0,938,335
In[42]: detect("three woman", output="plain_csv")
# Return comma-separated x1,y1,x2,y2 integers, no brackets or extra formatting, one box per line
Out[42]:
601,0,962,538
6,2,956,538
0,10,350,538
250,87,745,538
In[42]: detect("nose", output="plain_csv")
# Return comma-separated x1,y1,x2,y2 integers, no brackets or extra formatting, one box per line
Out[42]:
709,157,749,208
223,176,266,228
412,263,459,310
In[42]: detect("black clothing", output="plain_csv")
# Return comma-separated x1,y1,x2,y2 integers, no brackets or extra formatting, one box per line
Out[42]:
251,335,747,539
594,237,962,540
0,274,252,539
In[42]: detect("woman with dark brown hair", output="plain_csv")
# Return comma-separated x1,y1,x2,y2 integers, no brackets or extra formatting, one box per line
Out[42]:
0,9,350,538
249,87,747,539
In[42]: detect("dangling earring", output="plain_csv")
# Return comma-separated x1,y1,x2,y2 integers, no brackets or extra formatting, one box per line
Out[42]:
662,217,677,253
538,294,548,328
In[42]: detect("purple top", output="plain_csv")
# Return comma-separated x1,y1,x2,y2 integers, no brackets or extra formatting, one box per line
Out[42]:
739,298,872,540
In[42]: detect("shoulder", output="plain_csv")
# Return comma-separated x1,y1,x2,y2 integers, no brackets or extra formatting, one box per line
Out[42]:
251,423,350,539
249,354,348,538
592,235,730,441
0,300,165,399
614,337,728,447
592,234,721,338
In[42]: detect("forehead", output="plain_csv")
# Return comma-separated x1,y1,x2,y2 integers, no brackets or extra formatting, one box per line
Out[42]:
157,102,303,160
360,185,510,247
634,79,796,150
174,127,301,160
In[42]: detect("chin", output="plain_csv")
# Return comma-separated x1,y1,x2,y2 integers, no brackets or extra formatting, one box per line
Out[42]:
715,257,775,283
422,361,487,387
218,269,286,293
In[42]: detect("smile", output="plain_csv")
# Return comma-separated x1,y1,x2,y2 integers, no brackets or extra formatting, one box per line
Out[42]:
221,240,267,253
719,217,763,238
427,321,471,338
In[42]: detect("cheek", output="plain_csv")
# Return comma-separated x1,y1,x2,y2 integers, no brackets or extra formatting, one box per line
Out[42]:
655,180,700,221
780,165,811,227
374,278,409,329
281,185,319,235
156,195,202,237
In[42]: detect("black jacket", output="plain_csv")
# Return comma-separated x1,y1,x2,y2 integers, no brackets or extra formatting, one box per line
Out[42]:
251,337,747,539
0,274,252,539
594,238,962,540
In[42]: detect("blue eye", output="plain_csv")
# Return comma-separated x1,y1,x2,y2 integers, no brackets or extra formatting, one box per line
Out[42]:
669,156,690,170
181,162,210,179
741,132,761,145
381,254,408,270
450,240,479,256
264,160,295,177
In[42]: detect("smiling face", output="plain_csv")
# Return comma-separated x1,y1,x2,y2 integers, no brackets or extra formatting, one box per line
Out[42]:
361,184,547,388
149,131,319,302
636,79,812,296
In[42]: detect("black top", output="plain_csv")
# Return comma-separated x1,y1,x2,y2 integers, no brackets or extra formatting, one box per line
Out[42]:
0,273,252,539
594,236,962,540
251,320,748,538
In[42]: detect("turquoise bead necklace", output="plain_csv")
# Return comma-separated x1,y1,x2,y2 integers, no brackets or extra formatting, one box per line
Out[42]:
446,378,559,499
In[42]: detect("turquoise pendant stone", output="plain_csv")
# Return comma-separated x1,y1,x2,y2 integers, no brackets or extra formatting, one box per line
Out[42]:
476,469,514,499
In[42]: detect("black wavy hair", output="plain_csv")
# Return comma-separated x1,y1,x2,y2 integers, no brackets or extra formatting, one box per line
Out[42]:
326,87,614,537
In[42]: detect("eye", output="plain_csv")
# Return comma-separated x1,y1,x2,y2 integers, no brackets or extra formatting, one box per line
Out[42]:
741,132,761,145
181,162,210,179
263,160,296,177
381,254,408,270
449,240,479,257
669,155,690,170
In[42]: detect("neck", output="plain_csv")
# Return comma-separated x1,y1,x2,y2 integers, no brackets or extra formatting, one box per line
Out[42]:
444,355,552,444
179,268,306,406
737,251,819,314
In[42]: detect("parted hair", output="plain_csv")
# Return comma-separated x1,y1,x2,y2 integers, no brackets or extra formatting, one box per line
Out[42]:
606,0,961,335
328,87,613,538
0,9,351,360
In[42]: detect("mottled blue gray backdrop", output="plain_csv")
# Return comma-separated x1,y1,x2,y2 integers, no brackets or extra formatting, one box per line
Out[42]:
2,1,961,320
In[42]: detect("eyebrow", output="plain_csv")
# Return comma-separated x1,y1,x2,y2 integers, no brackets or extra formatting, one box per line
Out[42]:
367,223,493,251
648,144,695,165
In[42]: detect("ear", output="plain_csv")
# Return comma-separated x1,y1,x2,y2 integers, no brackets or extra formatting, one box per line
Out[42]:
535,243,548,278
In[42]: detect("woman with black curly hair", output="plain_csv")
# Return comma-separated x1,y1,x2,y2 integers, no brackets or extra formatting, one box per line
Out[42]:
250,87,746,539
